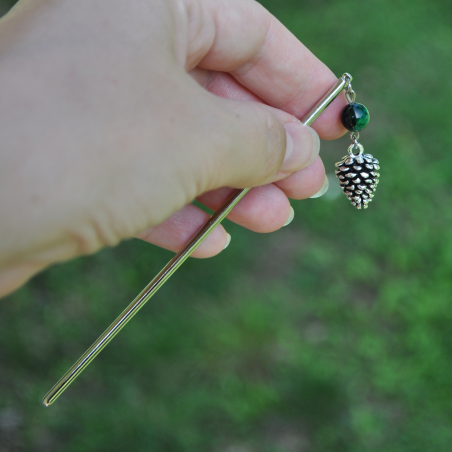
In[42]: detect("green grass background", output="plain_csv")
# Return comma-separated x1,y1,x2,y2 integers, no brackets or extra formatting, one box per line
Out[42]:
2,0,452,451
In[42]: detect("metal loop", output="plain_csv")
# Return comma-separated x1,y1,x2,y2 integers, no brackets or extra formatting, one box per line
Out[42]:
350,131,360,144
346,89,356,104
343,73,353,86
348,142,364,157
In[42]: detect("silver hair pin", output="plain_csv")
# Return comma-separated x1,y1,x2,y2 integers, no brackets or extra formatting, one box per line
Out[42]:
42,73,355,406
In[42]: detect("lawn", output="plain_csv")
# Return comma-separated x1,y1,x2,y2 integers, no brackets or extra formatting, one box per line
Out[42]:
1,0,452,451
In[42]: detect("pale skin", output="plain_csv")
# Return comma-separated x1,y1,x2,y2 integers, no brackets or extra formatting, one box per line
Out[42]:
0,0,347,297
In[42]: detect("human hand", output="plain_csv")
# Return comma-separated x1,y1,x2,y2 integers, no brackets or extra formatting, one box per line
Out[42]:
0,0,346,296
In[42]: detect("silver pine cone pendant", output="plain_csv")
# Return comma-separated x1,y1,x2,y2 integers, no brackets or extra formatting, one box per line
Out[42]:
335,145,380,209
336,74,379,209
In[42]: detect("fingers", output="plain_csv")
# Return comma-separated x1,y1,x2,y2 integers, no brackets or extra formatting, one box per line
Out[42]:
188,68,327,199
136,203,230,258
136,156,327,257
136,146,326,257
186,0,347,139
197,185,291,233
137,156,326,257
193,89,320,190
196,158,326,232
274,156,327,199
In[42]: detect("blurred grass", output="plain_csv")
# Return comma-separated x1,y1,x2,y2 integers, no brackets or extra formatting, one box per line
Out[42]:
2,0,452,451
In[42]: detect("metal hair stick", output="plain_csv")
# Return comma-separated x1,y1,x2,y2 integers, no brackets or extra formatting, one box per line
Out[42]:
42,73,351,407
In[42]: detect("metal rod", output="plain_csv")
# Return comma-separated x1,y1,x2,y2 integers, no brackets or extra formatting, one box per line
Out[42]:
42,73,350,407
301,74,349,125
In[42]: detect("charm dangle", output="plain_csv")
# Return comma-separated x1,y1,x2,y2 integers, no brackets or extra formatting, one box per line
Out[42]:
335,133,380,210
335,74,379,209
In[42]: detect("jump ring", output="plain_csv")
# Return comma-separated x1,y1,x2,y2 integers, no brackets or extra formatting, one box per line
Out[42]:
348,142,364,157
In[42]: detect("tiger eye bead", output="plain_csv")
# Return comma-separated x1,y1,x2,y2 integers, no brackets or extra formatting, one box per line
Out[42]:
341,102,370,132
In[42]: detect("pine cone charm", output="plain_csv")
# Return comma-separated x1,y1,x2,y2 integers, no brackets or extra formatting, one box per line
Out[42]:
335,148,380,210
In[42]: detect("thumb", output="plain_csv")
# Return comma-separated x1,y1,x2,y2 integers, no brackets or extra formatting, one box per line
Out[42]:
197,93,320,191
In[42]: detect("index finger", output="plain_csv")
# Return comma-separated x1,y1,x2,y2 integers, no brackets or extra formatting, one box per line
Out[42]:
190,0,347,139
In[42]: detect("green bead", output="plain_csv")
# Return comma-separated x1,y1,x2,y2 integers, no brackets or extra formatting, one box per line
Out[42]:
341,103,370,132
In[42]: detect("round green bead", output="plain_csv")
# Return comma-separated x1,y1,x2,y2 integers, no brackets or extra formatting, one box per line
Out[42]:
341,102,370,132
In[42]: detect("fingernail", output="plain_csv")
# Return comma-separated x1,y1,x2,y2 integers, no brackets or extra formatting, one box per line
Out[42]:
280,122,320,173
283,206,295,227
223,233,231,250
310,175,329,198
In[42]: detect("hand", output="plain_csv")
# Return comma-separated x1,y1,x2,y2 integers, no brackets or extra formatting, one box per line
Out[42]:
0,0,346,296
